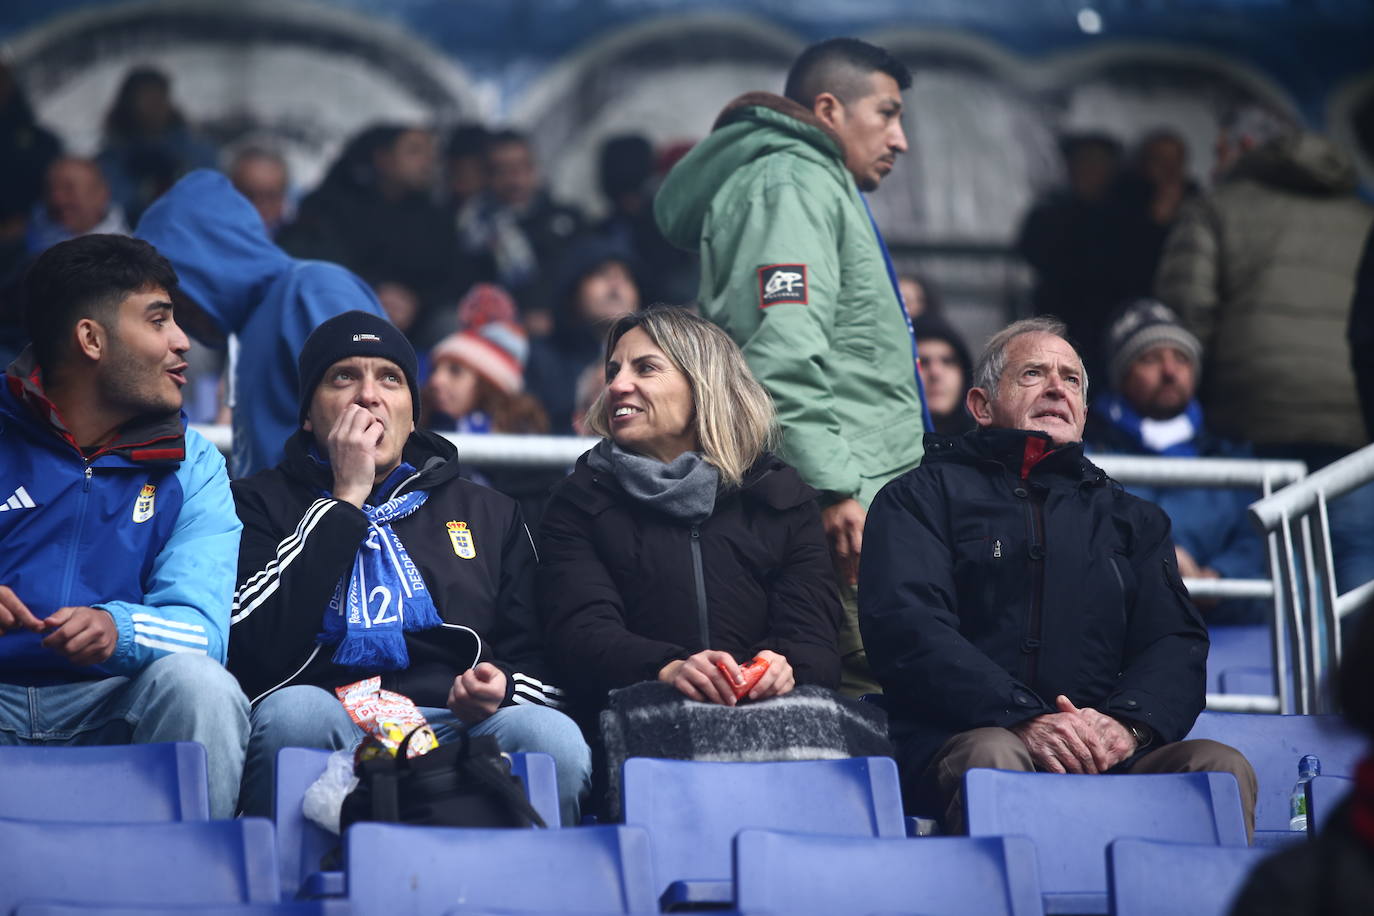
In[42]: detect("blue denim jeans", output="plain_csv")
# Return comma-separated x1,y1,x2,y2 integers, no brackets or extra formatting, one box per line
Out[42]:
240,684,592,826
0,653,251,818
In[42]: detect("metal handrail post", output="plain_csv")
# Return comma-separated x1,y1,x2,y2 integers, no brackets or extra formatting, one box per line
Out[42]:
1259,477,1293,715
1296,513,1325,713
1277,515,1312,714
1312,494,1342,713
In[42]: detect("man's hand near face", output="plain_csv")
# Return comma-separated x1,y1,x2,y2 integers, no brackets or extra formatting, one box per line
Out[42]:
328,404,384,508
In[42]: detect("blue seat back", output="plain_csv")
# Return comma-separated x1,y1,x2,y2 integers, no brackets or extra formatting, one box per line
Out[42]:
964,769,1247,912
508,751,562,827
1205,625,1270,693
0,817,280,911
274,747,562,898
17,904,350,915
1306,774,1354,836
1186,712,1365,832
1107,838,1269,916
620,756,905,897
734,829,1043,916
0,742,209,822
345,822,656,914
1218,666,1276,696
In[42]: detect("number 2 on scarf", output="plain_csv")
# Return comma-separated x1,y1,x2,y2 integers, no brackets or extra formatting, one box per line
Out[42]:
366,585,398,627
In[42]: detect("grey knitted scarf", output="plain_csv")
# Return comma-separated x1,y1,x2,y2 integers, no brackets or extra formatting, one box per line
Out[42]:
586,439,719,524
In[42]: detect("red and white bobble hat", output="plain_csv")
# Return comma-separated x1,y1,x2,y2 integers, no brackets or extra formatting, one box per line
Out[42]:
431,321,528,395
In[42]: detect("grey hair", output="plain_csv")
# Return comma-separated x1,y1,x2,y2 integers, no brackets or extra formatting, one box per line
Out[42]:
586,306,778,488
971,316,1089,400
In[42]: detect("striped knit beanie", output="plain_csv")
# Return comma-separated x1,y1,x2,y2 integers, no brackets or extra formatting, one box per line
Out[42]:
430,321,528,395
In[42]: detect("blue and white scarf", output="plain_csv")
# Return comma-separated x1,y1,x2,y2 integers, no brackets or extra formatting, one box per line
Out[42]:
318,462,443,670
1093,392,1204,457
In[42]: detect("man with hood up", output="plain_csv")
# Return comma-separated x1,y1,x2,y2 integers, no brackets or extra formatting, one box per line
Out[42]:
654,37,929,696
135,169,386,478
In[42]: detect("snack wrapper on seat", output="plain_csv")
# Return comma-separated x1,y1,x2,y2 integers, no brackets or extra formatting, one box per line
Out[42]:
336,676,440,762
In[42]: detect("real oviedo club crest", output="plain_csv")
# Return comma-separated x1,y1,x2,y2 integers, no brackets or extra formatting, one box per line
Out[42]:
132,484,157,523
446,520,476,559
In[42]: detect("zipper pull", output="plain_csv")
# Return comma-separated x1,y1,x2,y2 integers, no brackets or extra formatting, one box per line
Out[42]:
993,539,1002,559
84,465,93,491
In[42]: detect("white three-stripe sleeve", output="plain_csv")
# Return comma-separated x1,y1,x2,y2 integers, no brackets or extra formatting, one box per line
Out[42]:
509,671,567,709
231,498,337,625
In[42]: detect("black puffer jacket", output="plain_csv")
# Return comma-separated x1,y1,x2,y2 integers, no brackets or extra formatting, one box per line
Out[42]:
229,429,562,711
859,427,1208,773
536,450,842,715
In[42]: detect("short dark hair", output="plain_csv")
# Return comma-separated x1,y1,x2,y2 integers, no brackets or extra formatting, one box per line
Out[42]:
22,234,180,375
784,38,911,110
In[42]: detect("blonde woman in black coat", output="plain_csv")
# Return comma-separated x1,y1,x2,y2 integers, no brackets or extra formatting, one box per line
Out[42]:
537,307,842,719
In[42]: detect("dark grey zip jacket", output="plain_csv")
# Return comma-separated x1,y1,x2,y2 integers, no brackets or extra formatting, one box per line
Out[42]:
859,427,1208,774
536,450,842,717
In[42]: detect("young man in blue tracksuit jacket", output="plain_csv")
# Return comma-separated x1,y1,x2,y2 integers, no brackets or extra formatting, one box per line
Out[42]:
136,169,386,478
0,234,249,818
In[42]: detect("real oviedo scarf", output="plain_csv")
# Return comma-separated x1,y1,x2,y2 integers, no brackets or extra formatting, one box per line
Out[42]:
318,462,442,670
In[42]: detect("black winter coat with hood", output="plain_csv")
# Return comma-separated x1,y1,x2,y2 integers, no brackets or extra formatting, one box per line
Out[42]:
536,450,842,717
228,429,563,711
859,427,1208,774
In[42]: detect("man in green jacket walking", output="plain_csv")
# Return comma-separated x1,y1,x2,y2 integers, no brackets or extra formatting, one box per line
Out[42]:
655,38,930,695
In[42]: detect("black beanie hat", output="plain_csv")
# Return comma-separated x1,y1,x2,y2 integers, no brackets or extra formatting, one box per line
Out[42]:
297,311,420,424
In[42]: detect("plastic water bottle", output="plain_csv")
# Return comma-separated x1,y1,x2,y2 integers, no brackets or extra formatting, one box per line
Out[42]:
1288,754,1321,831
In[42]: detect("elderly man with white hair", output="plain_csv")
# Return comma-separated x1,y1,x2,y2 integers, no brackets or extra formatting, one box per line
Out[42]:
858,316,1257,834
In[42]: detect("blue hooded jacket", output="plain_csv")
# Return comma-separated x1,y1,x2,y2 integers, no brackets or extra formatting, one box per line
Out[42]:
136,170,385,478
1,354,240,684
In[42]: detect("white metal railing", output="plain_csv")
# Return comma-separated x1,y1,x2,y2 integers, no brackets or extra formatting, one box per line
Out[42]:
1094,453,1308,715
190,424,597,468
1247,442,1374,715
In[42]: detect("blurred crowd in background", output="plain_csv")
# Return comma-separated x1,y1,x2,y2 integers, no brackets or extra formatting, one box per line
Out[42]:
2,53,1373,619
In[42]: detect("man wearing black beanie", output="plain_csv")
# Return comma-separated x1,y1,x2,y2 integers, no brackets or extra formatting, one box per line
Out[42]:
227,311,591,825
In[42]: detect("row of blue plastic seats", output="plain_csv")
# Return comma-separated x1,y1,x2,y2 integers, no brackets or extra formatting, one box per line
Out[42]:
0,762,1304,916
1,711,1365,914
0,815,1276,916
3,709,1360,841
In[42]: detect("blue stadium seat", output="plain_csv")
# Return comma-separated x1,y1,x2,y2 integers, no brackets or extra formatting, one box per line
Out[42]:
1305,774,1354,836
0,742,209,822
963,769,1248,915
1186,711,1365,839
1107,838,1269,916
1218,666,1277,696
17,904,350,915
1206,625,1271,694
345,822,657,914
274,747,562,899
619,756,906,908
733,828,1043,916
274,748,338,899
0,817,280,911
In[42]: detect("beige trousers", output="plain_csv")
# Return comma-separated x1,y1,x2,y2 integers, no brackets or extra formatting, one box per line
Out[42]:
918,725,1259,838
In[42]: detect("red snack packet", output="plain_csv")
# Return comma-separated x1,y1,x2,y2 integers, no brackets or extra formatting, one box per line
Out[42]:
715,655,771,700
336,676,440,762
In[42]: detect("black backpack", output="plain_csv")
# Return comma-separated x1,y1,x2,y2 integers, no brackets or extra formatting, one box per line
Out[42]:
340,727,547,830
